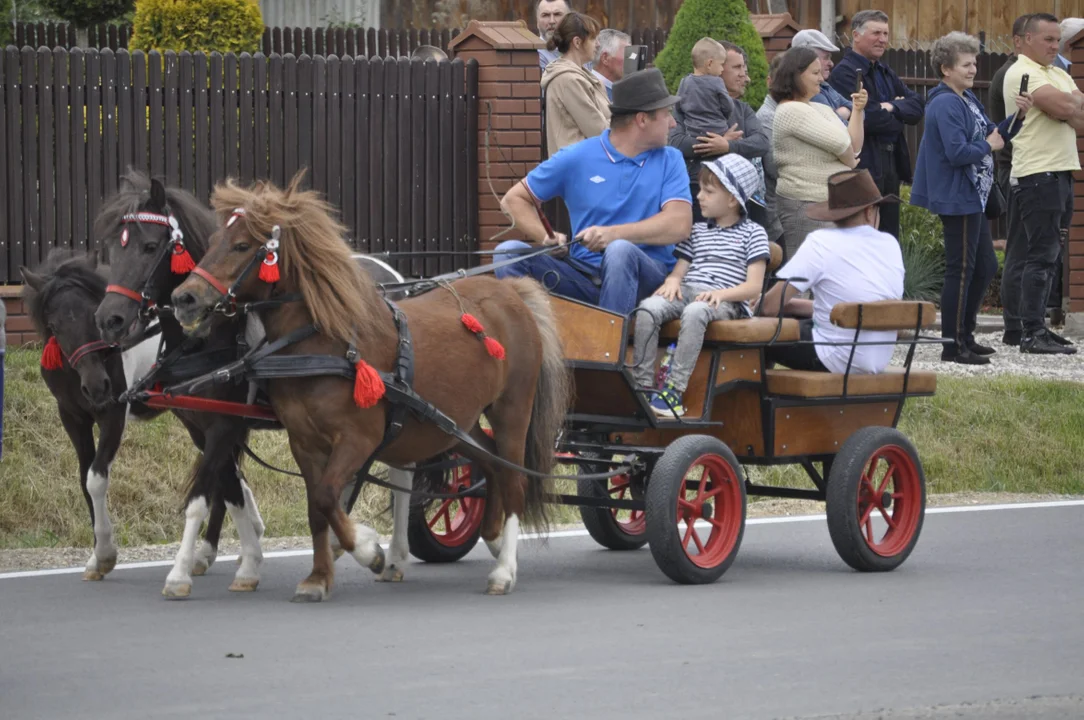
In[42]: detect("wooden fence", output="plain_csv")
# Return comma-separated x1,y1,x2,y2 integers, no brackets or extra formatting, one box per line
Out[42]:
0,48,479,284
12,22,131,52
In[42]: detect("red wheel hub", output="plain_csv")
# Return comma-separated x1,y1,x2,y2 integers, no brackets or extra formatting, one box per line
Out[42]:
674,454,742,569
856,445,922,557
608,474,646,535
425,463,485,548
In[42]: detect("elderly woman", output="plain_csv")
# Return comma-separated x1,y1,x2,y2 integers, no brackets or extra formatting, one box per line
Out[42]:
540,12,610,155
771,47,867,258
911,32,1031,365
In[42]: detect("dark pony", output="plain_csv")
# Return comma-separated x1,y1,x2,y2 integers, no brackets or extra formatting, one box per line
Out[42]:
92,169,267,598
172,174,570,601
21,249,161,580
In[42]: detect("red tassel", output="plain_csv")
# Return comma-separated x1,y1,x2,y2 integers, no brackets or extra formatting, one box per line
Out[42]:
483,336,506,360
259,256,281,283
41,337,64,370
353,359,386,408
170,245,196,274
461,313,484,334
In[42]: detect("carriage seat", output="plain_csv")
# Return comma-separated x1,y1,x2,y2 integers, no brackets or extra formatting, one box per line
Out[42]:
658,317,801,344
765,368,937,397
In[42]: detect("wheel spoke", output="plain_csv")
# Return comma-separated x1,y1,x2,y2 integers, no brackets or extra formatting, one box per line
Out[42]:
876,464,897,496
864,516,875,544
427,500,453,530
691,527,706,554
859,502,875,527
677,498,697,514
681,520,695,550
703,484,724,500
878,504,897,530
860,465,878,497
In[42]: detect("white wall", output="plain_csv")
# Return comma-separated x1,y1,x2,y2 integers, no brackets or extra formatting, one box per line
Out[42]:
259,0,381,29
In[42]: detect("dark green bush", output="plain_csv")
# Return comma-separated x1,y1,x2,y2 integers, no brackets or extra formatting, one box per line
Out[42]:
129,0,263,55
900,185,946,302
653,0,769,109
40,0,132,28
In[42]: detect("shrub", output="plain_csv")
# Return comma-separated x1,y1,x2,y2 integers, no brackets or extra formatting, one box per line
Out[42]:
0,0,11,46
899,184,945,302
40,0,132,28
653,0,769,109
129,0,263,55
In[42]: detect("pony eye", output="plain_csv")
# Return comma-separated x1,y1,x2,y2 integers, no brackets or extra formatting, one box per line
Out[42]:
143,243,158,255
233,242,251,253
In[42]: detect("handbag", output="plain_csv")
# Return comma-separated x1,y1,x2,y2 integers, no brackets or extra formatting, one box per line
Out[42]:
985,181,1006,220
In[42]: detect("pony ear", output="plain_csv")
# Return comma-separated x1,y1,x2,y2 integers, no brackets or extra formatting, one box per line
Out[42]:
20,266,45,290
150,177,168,210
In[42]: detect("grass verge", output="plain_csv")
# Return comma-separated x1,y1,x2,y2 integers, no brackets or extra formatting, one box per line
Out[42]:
1,348,1081,549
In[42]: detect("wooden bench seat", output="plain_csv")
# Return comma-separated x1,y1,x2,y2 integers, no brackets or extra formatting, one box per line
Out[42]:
657,317,801,344
765,368,937,398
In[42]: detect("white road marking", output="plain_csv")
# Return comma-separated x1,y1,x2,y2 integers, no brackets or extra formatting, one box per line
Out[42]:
2,499,1082,581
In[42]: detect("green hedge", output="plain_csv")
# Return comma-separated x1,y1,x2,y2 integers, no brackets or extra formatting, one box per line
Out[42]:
129,0,263,55
653,0,769,109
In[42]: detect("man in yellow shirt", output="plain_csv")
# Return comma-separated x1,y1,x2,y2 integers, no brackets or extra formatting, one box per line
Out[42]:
1002,12,1081,354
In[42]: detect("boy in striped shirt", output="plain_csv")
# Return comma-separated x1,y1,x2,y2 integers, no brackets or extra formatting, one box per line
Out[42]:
631,154,770,417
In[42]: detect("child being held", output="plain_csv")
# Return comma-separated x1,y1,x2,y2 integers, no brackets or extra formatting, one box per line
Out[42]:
677,38,734,143
631,155,769,418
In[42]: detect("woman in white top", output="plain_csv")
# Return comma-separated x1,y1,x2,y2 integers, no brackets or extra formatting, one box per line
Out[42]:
771,47,867,258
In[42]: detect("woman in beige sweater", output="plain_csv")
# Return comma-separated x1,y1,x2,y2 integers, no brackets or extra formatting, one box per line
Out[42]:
540,12,611,156
771,47,867,257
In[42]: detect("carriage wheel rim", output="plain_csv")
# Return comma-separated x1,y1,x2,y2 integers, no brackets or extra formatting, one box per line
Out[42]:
675,453,742,569
856,445,922,557
426,464,485,548
608,474,646,535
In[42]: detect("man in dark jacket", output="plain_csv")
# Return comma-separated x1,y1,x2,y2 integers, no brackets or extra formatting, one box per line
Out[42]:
828,9,925,239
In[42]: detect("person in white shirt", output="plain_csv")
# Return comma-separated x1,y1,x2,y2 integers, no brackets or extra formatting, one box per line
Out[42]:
758,169,904,374
591,28,630,101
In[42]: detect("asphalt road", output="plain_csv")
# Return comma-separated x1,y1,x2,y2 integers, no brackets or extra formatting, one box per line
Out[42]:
2,503,1083,720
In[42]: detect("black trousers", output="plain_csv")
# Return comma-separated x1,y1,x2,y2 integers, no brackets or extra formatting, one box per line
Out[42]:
1002,172,1073,334
874,145,902,239
765,319,828,371
940,212,997,352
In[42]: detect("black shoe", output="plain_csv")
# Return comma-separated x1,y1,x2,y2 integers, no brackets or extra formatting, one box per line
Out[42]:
1047,330,1075,347
942,348,991,365
968,341,996,356
1002,329,1021,346
1020,332,1078,355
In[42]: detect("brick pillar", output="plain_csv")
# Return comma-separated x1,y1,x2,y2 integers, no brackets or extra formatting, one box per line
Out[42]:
2,289,39,347
1069,30,1084,332
449,21,544,254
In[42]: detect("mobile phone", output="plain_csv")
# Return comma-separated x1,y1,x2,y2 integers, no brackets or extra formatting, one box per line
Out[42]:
855,70,863,94
1019,73,1029,95
623,44,647,76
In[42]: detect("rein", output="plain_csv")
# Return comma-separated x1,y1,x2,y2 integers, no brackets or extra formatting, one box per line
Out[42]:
67,339,117,367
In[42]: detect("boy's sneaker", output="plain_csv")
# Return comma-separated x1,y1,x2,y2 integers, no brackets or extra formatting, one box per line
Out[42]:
649,384,686,418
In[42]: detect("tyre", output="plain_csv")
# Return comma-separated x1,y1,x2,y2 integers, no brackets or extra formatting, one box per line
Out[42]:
826,426,926,572
407,461,486,563
645,435,747,584
577,455,648,551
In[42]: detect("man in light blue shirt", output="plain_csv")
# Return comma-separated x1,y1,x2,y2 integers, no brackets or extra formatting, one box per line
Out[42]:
535,0,568,70
591,29,630,101
495,69,693,315
791,29,854,121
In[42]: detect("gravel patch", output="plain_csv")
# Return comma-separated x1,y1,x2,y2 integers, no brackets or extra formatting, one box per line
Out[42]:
893,328,1084,382
2,492,1078,573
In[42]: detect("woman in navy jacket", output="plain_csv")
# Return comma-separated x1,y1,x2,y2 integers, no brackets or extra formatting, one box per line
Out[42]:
911,31,1031,365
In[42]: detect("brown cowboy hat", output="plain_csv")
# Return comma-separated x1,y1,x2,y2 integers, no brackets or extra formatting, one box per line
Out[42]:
805,169,900,222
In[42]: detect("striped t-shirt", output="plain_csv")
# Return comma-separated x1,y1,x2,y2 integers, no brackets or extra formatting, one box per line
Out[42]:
675,218,771,317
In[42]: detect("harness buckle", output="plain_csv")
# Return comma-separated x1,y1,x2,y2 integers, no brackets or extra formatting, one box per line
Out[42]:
345,346,360,364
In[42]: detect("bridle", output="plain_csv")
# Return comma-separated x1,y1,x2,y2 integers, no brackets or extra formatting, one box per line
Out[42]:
188,208,285,317
104,208,193,320
67,339,118,366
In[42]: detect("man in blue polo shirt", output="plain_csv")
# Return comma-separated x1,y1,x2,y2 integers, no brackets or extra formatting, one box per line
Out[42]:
494,68,693,315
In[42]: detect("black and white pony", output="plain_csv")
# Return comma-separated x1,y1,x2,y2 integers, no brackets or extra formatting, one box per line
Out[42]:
21,250,160,580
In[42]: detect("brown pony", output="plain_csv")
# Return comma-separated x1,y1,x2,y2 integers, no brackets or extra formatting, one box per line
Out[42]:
171,175,570,601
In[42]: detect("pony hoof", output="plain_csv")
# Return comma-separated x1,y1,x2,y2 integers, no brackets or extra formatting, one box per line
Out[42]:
291,586,328,603
368,546,386,575
96,556,117,575
191,560,210,577
375,565,404,583
485,580,514,596
229,578,260,592
82,570,105,582
162,582,192,599
333,548,345,561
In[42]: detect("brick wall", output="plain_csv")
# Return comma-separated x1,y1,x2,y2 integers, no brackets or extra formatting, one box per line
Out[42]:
2,289,39,347
450,21,544,254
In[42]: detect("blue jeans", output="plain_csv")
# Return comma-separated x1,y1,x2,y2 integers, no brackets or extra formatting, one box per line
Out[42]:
493,239,670,315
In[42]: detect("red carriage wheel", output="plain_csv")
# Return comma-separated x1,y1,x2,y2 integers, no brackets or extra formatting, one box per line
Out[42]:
577,461,648,551
826,427,926,572
645,436,746,584
407,460,486,563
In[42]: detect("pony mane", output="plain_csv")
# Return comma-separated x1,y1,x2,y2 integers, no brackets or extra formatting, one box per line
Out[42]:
94,167,217,260
22,249,107,336
210,174,384,347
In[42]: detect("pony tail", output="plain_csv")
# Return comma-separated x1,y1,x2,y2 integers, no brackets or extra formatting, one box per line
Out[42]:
509,278,573,532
